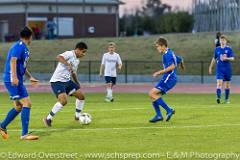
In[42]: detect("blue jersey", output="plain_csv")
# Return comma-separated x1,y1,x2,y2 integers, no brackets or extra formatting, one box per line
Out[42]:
3,40,29,83
214,46,234,70
162,48,177,79
176,55,183,65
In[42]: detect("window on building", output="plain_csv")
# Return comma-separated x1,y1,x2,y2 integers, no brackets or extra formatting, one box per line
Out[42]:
108,6,112,13
54,17,74,36
90,6,95,13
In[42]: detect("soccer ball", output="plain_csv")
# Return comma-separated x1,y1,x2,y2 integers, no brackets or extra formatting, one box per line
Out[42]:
79,113,92,125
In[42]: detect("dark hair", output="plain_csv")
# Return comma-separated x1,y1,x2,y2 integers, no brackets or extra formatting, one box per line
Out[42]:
156,37,168,47
216,32,221,39
75,42,88,50
20,26,33,39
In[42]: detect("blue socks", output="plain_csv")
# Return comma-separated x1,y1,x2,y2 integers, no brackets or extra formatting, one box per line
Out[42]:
216,88,230,100
152,101,162,117
225,89,230,100
21,107,30,136
1,108,20,129
153,97,172,116
216,88,221,99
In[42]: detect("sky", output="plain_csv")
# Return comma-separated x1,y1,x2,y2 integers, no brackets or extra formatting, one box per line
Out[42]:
119,0,193,16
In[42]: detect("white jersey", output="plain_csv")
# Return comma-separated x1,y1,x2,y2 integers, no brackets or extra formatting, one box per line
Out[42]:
50,50,79,82
101,52,122,77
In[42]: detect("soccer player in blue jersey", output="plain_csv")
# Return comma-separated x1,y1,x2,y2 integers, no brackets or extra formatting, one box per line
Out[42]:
149,37,178,123
209,35,235,104
0,26,39,140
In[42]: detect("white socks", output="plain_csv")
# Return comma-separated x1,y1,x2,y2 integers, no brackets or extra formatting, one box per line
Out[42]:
47,102,63,120
75,99,85,118
106,88,113,98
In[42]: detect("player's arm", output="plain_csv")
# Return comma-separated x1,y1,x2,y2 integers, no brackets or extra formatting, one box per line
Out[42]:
176,55,185,70
117,55,122,70
25,69,39,85
72,72,80,87
99,64,104,77
57,54,72,71
10,57,19,86
99,55,105,77
209,58,215,75
153,63,175,77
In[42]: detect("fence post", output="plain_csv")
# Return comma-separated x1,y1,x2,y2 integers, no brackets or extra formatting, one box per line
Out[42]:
88,61,91,83
125,61,128,83
201,61,204,84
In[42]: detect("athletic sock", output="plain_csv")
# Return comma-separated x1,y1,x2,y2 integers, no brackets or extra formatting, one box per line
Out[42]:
1,108,20,129
155,97,172,113
21,107,30,136
152,101,163,117
47,102,63,120
225,88,230,100
216,88,221,99
75,99,85,118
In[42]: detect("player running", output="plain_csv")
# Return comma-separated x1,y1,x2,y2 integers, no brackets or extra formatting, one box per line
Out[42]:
99,42,122,102
43,42,88,127
209,35,235,104
149,37,180,123
0,26,39,140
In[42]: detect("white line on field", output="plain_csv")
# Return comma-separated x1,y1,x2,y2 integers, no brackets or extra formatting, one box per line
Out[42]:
8,123,240,132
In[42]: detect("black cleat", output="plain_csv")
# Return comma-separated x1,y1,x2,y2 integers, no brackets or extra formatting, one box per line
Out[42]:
43,118,52,127
217,99,221,104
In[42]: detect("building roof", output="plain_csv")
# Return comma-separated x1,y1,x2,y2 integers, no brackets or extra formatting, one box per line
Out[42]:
0,0,124,5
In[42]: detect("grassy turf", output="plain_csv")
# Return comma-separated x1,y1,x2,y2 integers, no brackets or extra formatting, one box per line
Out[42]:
0,93,240,159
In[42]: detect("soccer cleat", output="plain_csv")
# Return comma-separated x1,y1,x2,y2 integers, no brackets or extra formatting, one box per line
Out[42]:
0,127,9,140
105,97,113,102
20,133,39,140
149,115,163,123
224,100,230,104
217,98,221,104
75,116,79,121
166,109,175,122
43,118,52,127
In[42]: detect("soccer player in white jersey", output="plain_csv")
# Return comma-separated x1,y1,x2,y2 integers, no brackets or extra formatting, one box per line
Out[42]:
43,42,88,127
99,42,122,102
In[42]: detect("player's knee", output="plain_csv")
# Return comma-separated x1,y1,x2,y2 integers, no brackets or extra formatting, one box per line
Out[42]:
148,90,155,99
22,100,32,108
15,105,22,112
59,97,68,106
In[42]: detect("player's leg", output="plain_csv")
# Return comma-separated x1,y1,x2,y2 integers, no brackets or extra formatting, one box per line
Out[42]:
108,77,116,102
20,96,38,140
105,76,113,102
0,100,22,140
224,81,230,103
148,88,164,122
71,89,85,120
216,79,223,104
149,79,176,123
44,93,67,127
0,83,23,139
43,82,67,127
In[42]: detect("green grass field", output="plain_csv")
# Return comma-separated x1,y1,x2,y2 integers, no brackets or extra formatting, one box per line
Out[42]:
0,93,240,160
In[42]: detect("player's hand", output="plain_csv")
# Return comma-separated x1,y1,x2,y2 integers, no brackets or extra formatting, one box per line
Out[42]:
209,68,212,75
220,54,228,61
30,77,39,86
153,72,159,77
12,77,19,86
67,63,73,72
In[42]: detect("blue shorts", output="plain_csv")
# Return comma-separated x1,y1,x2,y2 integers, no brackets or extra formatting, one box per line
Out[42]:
155,77,177,95
216,69,232,81
4,82,29,100
105,76,116,85
51,80,80,98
